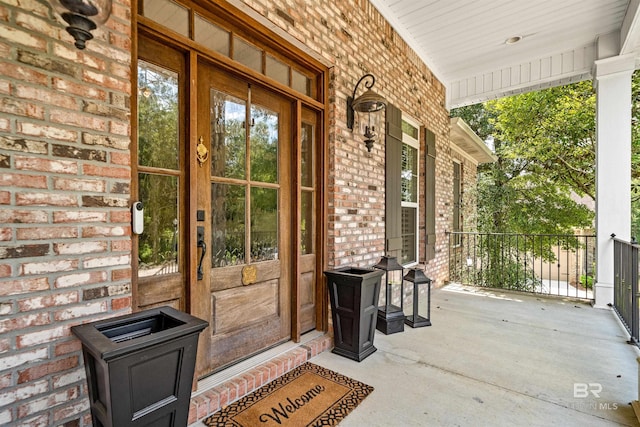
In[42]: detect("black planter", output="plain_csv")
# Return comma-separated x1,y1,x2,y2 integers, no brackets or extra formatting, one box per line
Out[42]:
71,306,208,427
324,267,384,361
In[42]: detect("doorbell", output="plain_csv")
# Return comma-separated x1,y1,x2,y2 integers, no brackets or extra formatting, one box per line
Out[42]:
132,201,144,234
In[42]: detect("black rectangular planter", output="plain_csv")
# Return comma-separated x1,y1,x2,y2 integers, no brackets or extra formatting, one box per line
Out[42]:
324,267,383,361
71,306,208,427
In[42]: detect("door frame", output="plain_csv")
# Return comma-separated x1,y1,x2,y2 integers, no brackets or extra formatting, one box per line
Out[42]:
131,0,330,375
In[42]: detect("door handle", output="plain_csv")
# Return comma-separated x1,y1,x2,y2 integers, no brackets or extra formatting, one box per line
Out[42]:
197,226,206,281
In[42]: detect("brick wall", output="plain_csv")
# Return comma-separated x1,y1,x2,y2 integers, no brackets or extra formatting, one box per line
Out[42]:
0,0,132,425
242,0,453,284
0,0,464,425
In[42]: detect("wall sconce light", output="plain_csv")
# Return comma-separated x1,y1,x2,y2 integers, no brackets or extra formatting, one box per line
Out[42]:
52,0,112,50
347,74,387,152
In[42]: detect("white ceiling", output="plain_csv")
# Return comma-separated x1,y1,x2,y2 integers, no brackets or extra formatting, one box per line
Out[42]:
370,0,640,108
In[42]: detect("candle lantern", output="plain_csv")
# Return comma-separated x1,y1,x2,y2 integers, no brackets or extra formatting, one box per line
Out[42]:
373,255,405,334
402,267,432,327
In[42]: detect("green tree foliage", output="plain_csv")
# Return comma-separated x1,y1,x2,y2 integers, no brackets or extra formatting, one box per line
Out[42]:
452,81,596,237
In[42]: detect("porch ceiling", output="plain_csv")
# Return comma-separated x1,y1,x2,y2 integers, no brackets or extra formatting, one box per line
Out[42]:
370,0,640,109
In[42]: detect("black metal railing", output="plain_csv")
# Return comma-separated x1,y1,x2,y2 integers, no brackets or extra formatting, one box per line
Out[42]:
448,232,596,300
612,236,639,344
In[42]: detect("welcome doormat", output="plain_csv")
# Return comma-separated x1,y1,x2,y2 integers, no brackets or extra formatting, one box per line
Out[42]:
203,362,374,427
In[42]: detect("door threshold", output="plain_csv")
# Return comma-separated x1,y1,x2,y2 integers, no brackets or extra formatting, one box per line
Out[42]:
188,330,332,425
193,330,324,397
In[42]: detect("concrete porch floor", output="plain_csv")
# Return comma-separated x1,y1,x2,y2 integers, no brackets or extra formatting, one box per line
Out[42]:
192,284,640,426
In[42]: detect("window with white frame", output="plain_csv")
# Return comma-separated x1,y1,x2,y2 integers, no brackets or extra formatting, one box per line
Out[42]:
401,116,419,265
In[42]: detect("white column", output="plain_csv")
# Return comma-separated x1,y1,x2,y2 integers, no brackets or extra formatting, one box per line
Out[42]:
593,55,635,309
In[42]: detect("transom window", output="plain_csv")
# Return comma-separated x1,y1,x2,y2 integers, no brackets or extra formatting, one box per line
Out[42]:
140,0,314,98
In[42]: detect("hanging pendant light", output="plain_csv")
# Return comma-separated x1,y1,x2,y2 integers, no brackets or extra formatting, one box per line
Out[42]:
51,0,113,50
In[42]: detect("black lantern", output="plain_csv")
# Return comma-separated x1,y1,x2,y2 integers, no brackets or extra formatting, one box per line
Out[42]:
347,74,386,152
373,255,405,334
52,0,112,50
402,267,432,327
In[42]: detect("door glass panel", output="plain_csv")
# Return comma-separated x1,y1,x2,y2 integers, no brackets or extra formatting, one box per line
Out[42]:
251,187,278,262
210,90,246,179
138,173,179,277
195,14,230,56
301,122,313,187
138,61,179,170
301,191,313,254
211,183,246,267
250,104,278,183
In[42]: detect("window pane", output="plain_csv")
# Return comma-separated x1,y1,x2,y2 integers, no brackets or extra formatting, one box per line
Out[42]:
401,207,417,264
292,69,311,96
301,122,313,187
301,190,314,254
250,104,278,183
233,36,262,72
138,173,179,277
138,61,179,170
402,119,419,139
210,89,246,179
195,14,230,56
402,144,418,203
211,183,246,267
142,0,188,37
266,55,289,86
251,187,278,262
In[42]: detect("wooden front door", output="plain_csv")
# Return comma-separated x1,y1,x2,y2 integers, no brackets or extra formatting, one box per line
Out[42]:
134,25,325,379
193,60,293,375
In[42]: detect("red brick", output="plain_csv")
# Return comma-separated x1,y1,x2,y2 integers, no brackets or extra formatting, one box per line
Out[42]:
17,325,68,348
16,122,78,141
53,210,108,223
0,98,45,119
110,151,131,166
21,259,78,276
82,163,130,179
111,296,131,311
0,312,50,333
109,210,131,223
54,271,107,289
50,109,107,132
18,291,80,312
0,191,10,204
0,209,48,224
52,77,108,101
53,177,106,192
54,339,81,357
17,227,78,240
0,277,49,296
16,193,78,207
0,264,11,277
17,386,79,418
111,267,131,281
0,62,48,85
0,228,11,241
0,25,46,50
111,240,131,252
82,225,128,237
15,156,78,175
17,356,79,383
